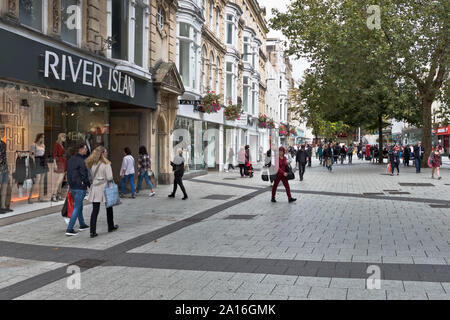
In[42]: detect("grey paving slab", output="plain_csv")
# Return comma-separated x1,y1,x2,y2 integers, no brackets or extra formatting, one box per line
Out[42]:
347,288,387,300
307,287,348,300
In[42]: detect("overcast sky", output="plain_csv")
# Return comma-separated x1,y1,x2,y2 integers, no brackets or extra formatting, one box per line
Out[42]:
258,0,310,83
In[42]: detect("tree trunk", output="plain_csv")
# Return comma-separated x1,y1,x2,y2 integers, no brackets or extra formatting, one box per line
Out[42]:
421,96,433,167
378,114,383,164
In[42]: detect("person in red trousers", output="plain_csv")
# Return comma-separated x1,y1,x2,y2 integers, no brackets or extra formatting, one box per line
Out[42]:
271,146,297,203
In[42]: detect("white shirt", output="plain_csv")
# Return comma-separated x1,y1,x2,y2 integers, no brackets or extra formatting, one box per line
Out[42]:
121,155,135,175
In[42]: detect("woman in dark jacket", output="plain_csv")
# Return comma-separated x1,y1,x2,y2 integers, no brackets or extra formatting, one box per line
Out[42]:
168,149,188,200
271,147,296,203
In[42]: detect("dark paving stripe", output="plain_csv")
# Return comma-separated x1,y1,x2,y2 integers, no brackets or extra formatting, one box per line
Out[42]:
399,183,434,187
104,187,270,254
202,195,235,200
0,241,103,264
190,178,264,190
389,191,411,195
362,193,384,196
429,204,450,208
104,252,450,283
224,214,257,220
289,189,450,205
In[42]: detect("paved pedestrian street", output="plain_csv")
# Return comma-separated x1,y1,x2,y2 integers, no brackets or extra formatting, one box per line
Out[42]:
1,158,450,300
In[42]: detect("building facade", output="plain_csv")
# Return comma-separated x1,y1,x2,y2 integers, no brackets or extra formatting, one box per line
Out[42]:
0,0,183,217
173,0,268,173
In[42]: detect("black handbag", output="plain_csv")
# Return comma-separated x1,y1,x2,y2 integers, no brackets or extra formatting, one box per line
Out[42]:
286,165,295,180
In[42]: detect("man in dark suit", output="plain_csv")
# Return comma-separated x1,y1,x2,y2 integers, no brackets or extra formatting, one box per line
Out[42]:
413,141,424,173
296,145,308,181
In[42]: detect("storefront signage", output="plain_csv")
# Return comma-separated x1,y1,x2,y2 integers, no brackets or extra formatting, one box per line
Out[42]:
0,28,155,109
44,51,135,98
178,99,203,112
434,126,450,135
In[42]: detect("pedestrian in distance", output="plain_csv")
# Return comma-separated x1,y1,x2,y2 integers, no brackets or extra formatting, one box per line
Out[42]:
430,147,442,180
414,141,425,173
225,147,235,172
307,144,313,167
340,144,346,164
237,146,246,178
169,149,188,200
271,146,296,203
323,144,333,172
136,146,156,197
347,144,353,164
333,144,340,165
296,145,308,181
65,141,91,236
403,145,410,166
85,146,119,238
318,144,323,165
120,147,136,198
389,145,400,176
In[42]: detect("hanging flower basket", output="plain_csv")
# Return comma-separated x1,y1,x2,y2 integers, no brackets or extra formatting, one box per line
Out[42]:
199,91,222,113
267,118,275,129
279,124,288,136
258,114,268,128
224,100,243,121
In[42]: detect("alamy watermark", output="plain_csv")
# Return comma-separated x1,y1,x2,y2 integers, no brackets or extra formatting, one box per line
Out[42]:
64,5,82,30
66,265,81,290
366,265,381,289
366,5,381,30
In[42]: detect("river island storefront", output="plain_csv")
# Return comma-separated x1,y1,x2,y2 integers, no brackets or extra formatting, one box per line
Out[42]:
0,27,156,217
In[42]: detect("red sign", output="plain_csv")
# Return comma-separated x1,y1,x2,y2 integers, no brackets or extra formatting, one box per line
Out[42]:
434,126,450,135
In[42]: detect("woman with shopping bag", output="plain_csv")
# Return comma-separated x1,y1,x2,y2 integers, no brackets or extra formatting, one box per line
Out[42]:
85,146,119,238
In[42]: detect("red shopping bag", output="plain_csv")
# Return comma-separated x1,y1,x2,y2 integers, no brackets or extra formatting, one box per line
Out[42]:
387,163,392,173
61,191,74,218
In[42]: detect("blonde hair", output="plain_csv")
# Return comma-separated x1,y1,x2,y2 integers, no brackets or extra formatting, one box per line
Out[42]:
57,133,66,143
85,146,110,169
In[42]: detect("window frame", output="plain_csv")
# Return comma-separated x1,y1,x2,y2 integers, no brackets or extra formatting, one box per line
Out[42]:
18,0,47,33
60,0,82,47
157,7,165,30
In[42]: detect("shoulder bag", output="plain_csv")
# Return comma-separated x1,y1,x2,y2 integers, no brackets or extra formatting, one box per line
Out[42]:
104,181,121,208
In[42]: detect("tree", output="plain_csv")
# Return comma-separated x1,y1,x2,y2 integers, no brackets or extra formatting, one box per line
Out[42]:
271,0,449,165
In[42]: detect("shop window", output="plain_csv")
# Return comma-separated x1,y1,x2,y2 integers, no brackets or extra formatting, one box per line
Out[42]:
0,80,109,215
19,0,43,31
61,0,80,46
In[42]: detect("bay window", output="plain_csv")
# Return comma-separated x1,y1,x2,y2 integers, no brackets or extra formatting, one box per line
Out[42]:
178,23,191,87
201,47,207,94
243,77,249,112
243,37,249,62
226,14,234,45
19,0,44,31
252,83,256,114
226,62,233,102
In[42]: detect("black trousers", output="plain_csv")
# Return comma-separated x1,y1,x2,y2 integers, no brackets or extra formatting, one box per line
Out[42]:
348,154,352,163
228,163,235,170
173,175,187,196
391,161,400,174
90,202,114,234
239,164,245,177
298,163,306,180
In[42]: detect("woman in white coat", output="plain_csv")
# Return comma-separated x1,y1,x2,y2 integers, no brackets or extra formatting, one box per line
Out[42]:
85,146,118,238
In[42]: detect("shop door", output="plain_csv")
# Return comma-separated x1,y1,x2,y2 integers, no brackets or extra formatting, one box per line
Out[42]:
110,113,140,183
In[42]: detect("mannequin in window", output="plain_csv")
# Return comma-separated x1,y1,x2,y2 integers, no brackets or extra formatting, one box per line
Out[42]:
52,133,67,202
0,125,12,214
29,133,48,203
85,132,93,158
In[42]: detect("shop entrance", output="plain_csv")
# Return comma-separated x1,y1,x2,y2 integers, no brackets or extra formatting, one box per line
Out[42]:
110,113,140,183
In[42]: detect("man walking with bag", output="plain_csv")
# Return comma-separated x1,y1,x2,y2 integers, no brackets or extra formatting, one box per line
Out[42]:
296,145,308,181
414,141,425,173
65,142,91,236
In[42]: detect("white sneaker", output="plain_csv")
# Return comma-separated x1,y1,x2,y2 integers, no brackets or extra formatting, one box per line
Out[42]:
150,192,156,197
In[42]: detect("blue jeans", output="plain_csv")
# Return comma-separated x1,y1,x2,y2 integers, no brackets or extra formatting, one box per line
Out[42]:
67,189,86,231
137,171,153,191
415,158,421,172
121,174,135,196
